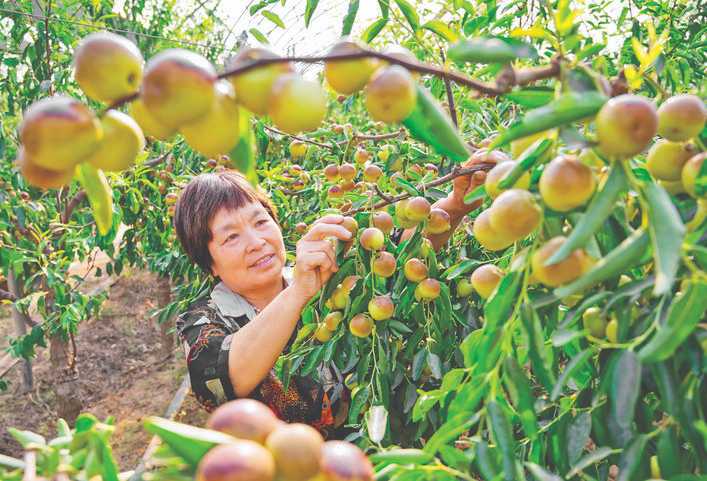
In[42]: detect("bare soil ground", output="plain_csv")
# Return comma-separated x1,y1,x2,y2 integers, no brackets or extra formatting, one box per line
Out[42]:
0,268,208,471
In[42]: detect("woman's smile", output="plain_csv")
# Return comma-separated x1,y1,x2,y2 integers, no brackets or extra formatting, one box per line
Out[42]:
250,253,276,270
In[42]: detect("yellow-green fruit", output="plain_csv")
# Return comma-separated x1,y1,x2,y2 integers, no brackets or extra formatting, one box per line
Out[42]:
341,216,359,238
419,238,434,258
340,163,357,181
359,227,385,251
395,199,419,228
539,155,597,211
266,424,323,481
485,161,531,199
87,110,145,172
489,189,542,241
268,73,327,134
196,441,275,481
19,96,102,171
646,140,697,181
657,94,706,142
414,278,441,302
606,318,618,343
141,49,217,129
331,288,349,310
314,323,333,342
531,236,587,288
470,264,504,299
180,81,239,158
659,179,686,196
425,208,451,234
372,251,396,278
227,48,293,115
682,152,706,199
17,149,74,190
290,140,307,159
372,211,394,235
324,312,343,331
405,196,431,222
473,209,514,251
582,306,607,338
379,145,391,162
363,164,383,183
355,148,371,165
510,129,556,160
457,278,474,297
349,313,374,337
364,65,417,123
404,258,428,283
324,39,379,95
73,32,143,103
578,148,604,168
129,98,175,140
368,295,394,321
595,94,658,159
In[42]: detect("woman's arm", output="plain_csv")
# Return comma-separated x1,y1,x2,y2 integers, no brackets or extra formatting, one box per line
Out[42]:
228,215,352,397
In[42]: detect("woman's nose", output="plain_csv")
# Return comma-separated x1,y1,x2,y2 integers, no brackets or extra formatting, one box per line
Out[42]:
243,228,267,252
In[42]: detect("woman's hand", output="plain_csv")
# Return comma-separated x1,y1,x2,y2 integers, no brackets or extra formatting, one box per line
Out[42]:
290,214,352,303
448,157,489,214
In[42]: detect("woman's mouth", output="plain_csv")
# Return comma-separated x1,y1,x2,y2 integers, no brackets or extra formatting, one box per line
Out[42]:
250,254,275,269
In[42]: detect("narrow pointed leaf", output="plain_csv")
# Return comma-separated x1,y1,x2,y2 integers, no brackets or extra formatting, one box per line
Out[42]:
261,10,285,28
304,0,320,27
484,270,522,330
422,20,459,42
341,0,359,36
488,402,516,481
75,163,113,235
498,138,552,190
394,0,419,31
448,37,537,64
362,17,388,43
229,108,258,186
551,348,593,401
567,447,615,477
609,351,642,447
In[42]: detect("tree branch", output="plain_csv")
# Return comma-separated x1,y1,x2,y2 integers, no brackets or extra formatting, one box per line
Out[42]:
263,124,337,150
0,288,16,302
440,48,458,127
61,191,86,224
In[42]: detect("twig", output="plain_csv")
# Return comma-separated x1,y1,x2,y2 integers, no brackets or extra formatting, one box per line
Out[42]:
352,128,406,142
263,124,336,150
348,162,495,215
61,191,86,224
0,288,16,302
439,48,458,127
374,184,393,202
144,151,173,168
44,0,53,95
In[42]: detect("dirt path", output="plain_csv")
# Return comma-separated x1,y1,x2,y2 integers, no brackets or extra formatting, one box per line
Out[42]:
0,269,207,470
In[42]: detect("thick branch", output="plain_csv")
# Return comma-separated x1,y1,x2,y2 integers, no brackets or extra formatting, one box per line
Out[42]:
61,191,86,224
348,162,495,215
0,288,16,302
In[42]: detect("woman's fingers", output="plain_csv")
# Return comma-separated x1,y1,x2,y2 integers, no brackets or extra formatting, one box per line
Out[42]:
298,251,334,275
304,222,352,242
297,240,336,271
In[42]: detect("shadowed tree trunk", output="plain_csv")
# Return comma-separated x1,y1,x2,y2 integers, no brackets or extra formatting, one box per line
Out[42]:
156,276,174,357
7,269,33,393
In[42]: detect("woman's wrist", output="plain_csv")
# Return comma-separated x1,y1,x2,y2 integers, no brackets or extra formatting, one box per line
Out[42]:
283,283,311,311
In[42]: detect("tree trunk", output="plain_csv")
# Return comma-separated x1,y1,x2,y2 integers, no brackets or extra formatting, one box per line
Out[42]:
7,270,33,393
49,334,82,422
156,276,174,357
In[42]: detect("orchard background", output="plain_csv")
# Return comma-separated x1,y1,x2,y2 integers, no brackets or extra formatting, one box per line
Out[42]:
0,1,705,481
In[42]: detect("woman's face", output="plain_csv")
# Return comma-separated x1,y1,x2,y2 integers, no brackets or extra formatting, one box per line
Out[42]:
207,201,286,293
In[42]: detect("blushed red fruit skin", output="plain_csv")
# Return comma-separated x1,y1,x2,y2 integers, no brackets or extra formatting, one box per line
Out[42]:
595,94,658,158
657,94,707,142
372,211,394,234
415,278,441,301
319,441,374,481
489,189,542,241
372,251,396,277
404,258,428,282
206,399,279,444
196,441,275,481
425,208,451,234
473,209,514,251
349,314,374,337
682,152,706,199
470,264,504,299
265,423,323,481
359,227,384,251
405,196,431,222
531,236,586,288
340,163,357,181
539,155,596,212
324,164,340,181
368,295,394,321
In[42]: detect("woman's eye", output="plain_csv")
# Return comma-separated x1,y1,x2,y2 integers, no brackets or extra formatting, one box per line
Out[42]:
256,219,268,226
226,233,239,243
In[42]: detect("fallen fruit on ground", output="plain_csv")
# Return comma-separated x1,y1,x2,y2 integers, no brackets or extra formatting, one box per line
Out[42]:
657,94,706,142
595,94,658,159
373,251,397,278
206,398,279,444
87,110,145,172
324,39,379,95
319,441,375,481
368,295,394,321
473,209,514,251
141,48,217,129
196,441,275,481
268,73,327,134
531,236,587,287
415,278,441,301
19,95,102,171
73,31,144,102
471,264,504,299
646,140,697,181
489,189,542,241
359,227,385,251
364,65,417,123
227,48,293,115
266,423,323,481
404,258,428,282
484,161,531,199
682,152,706,199
539,155,596,211
349,313,374,337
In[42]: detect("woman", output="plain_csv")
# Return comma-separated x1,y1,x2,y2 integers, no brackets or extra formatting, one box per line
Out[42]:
173,161,485,438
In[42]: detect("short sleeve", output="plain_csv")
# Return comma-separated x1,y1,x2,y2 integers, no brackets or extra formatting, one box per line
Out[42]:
177,306,236,412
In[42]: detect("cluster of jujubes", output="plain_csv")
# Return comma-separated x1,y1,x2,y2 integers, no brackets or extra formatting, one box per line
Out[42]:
199,398,374,481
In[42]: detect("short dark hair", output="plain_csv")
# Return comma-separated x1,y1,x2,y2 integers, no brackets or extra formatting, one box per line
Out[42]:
174,170,278,275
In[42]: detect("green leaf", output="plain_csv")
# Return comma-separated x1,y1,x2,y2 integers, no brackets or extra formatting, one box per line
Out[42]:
75,164,113,236
484,270,522,330
0,454,24,470
503,357,538,440
7,428,46,449
448,37,537,64
525,463,562,481
370,448,434,465
617,435,647,481
249,28,269,44
546,163,628,264
567,412,592,464
422,20,459,42
638,278,707,363
304,0,319,27
362,17,388,43
554,229,650,299
261,10,285,28
490,92,608,149
488,402,516,481
567,447,615,477
402,85,470,162
520,303,556,392
229,108,258,186
498,138,553,190
341,0,360,36
348,385,370,424
394,0,419,32
643,182,686,295
98,437,119,481
504,87,555,108
609,351,642,447
551,348,593,401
